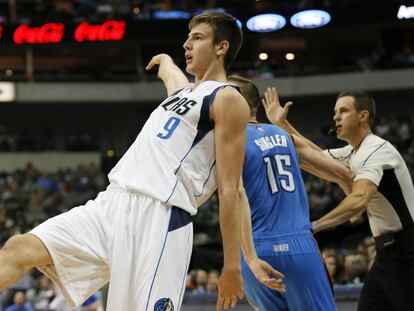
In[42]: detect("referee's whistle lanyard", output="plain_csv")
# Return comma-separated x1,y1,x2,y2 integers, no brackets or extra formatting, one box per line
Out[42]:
328,132,372,161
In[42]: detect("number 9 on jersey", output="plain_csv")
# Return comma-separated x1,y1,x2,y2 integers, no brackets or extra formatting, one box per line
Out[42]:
157,116,181,140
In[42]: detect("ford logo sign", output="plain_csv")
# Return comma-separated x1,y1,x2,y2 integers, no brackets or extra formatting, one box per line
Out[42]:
290,10,331,29
247,13,286,32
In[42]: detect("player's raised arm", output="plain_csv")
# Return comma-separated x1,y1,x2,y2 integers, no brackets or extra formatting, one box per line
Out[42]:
211,87,249,311
263,86,322,151
145,53,191,96
293,133,354,190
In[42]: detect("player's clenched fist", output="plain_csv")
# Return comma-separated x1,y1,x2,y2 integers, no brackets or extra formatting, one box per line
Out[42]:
216,268,244,311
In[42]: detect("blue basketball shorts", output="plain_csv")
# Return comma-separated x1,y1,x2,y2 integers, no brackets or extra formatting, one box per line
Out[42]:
242,230,335,311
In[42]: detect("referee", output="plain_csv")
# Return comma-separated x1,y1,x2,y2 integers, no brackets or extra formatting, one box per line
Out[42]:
263,88,414,311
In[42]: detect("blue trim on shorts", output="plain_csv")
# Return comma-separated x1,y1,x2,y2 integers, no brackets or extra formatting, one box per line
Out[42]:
168,206,192,232
178,226,193,308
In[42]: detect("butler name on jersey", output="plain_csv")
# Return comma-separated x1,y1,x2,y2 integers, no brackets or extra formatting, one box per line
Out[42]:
108,81,235,215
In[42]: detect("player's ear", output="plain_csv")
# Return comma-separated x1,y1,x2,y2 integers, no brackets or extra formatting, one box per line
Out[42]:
359,110,370,123
216,40,229,57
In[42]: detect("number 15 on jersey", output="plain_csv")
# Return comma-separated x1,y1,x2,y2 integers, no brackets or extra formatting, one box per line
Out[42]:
264,154,296,193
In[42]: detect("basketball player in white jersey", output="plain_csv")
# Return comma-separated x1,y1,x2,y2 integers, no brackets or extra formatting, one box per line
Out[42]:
0,12,251,311
264,87,414,311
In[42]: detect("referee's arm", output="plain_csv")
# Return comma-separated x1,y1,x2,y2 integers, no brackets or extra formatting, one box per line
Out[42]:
312,179,377,233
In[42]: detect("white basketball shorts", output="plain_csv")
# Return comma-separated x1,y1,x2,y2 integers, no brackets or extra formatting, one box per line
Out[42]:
29,186,193,311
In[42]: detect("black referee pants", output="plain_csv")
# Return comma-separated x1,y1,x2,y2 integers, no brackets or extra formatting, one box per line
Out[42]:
358,231,414,311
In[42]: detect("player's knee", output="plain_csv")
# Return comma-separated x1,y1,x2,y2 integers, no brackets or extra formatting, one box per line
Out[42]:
1,234,50,270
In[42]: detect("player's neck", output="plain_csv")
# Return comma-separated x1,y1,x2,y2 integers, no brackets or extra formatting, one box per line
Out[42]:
194,62,227,85
349,127,372,150
249,118,258,124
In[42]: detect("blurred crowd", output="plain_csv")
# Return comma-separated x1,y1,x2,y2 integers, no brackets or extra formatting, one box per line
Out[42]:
321,237,376,286
0,163,106,311
0,0,225,24
239,38,414,80
0,162,106,245
0,127,98,152
1,274,103,311
1,0,121,24
185,269,219,295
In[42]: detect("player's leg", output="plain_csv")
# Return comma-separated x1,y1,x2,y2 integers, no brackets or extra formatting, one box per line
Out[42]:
106,194,193,311
241,250,287,311
282,251,335,311
279,233,336,311
146,208,193,311
0,233,52,291
28,191,112,307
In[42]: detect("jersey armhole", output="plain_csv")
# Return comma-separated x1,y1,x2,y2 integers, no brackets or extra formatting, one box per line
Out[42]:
204,84,240,126
289,133,295,145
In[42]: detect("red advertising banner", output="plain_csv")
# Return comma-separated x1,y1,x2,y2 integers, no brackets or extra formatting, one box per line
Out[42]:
0,20,127,45
0,19,188,45
13,23,65,44
74,20,126,42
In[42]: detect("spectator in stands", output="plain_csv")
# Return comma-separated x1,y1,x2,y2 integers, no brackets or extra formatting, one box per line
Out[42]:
26,276,54,311
185,270,197,293
5,291,33,311
364,238,376,270
347,253,368,284
0,164,105,245
324,254,339,284
206,270,219,293
1,275,32,311
193,269,208,294
42,193,62,218
0,126,14,151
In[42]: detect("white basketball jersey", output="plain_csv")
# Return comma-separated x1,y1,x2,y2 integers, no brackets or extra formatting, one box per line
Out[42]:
108,81,234,215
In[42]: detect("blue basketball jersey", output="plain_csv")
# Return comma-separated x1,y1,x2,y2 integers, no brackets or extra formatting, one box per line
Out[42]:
243,123,311,236
242,123,335,311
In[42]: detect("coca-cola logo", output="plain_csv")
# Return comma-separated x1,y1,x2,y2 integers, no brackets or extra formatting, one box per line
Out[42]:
13,23,64,44
74,20,126,42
